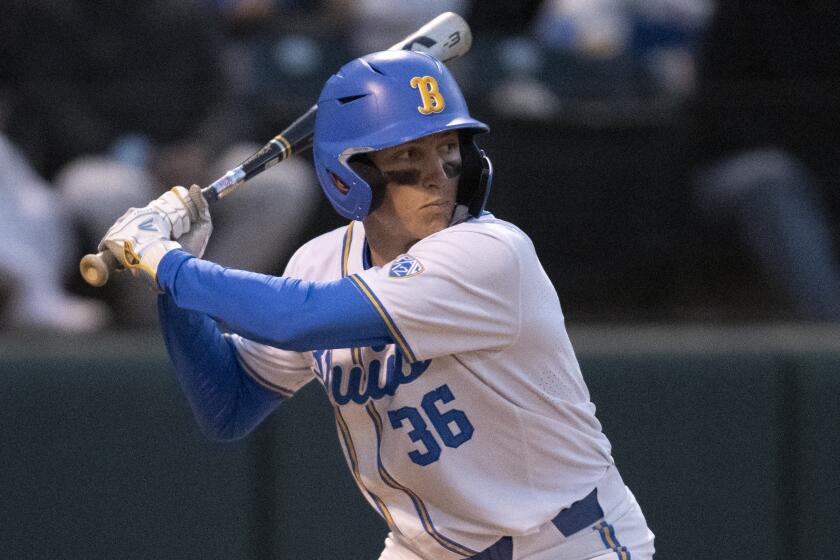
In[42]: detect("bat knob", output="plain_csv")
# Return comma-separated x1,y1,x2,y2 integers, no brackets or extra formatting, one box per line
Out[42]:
80,251,118,287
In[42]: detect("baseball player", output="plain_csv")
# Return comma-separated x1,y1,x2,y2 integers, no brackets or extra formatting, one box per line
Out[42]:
98,50,655,559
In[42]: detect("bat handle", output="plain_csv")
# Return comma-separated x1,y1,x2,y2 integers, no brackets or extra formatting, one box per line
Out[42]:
80,251,121,287
202,166,247,202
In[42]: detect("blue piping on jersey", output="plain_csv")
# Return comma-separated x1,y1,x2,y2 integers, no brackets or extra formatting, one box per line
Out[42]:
341,221,355,278
594,521,631,560
342,221,371,366
334,406,397,531
235,356,295,398
348,274,418,363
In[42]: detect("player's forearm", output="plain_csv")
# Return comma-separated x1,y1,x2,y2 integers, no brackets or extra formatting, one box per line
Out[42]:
156,250,391,350
158,293,285,441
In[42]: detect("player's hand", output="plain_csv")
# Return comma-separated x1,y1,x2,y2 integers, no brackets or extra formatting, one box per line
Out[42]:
97,204,182,289
176,184,213,258
149,185,200,239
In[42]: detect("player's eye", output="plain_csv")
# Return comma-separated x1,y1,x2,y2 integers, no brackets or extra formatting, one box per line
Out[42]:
437,141,459,157
393,148,418,162
440,141,460,160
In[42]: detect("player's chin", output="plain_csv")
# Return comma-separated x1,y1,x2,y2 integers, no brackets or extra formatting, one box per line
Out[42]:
417,205,454,236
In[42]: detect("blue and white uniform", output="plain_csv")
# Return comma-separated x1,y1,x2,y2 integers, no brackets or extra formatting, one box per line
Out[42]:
94,48,655,559
156,211,655,559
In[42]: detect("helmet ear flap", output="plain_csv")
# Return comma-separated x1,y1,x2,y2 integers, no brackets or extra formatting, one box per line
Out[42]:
457,135,493,217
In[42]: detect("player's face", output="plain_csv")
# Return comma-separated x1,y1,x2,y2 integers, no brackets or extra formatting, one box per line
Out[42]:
367,130,461,241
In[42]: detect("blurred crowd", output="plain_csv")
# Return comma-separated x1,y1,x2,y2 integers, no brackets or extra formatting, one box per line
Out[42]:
1,0,838,331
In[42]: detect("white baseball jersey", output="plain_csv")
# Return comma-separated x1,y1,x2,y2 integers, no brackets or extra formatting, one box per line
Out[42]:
230,212,614,558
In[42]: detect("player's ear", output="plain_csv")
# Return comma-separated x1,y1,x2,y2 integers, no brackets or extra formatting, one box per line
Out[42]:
349,155,387,213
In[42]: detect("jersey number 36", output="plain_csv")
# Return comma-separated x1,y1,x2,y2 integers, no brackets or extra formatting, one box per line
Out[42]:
387,384,474,466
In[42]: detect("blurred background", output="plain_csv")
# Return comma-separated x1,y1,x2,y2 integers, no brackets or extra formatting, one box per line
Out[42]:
1,0,839,558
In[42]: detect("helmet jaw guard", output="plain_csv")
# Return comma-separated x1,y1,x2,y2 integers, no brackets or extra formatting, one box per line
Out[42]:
313,50,492,221
457,134,493,218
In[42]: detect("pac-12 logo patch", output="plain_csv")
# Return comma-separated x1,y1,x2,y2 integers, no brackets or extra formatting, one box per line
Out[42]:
389,254,424,278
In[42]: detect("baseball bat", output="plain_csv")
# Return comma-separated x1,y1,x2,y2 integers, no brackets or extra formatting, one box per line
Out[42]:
79,11,473,288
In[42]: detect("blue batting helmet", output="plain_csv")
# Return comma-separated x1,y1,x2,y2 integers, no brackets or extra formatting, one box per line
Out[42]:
313,50,492,221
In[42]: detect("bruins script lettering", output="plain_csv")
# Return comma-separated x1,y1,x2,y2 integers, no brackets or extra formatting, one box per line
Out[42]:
314,348,431,405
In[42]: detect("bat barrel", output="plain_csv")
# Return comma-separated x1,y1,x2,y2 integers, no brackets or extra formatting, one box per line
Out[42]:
388,11,471,61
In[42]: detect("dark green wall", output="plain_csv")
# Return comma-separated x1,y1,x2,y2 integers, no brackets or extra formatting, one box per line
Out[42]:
1,329,838,559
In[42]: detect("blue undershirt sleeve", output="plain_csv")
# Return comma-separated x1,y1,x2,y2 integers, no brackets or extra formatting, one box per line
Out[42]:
158,292,285,441
156,249,392,350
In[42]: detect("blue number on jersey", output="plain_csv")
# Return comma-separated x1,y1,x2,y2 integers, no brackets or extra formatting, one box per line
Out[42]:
421,384,474,448
388,384,474,466
388,407,442,466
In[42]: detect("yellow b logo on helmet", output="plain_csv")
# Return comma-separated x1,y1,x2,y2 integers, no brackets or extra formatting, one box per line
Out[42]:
410,76,446,115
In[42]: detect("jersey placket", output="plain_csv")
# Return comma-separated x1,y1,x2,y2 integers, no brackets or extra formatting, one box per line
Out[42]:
342,221,366,376
333,403,399,532
335,221,477,556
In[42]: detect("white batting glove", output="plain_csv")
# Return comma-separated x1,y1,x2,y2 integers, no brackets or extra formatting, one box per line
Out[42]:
97,185,213,287
176,184,213,258
97,205,182,288
147,186,196,239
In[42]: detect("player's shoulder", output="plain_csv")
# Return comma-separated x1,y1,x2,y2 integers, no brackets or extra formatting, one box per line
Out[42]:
459,212,531,238
429,212,535,254
285,222,359,279
408,212,536,277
